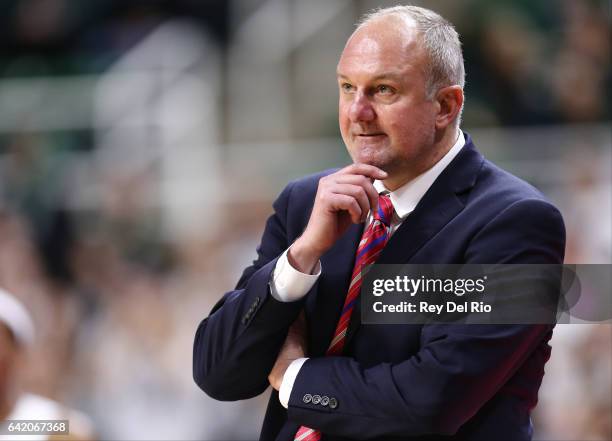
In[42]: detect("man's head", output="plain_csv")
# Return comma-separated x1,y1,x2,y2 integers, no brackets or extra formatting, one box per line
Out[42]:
0,289,34,420
337,6,465,190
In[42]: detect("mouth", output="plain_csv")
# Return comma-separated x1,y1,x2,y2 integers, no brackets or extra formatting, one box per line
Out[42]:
355,133,386,138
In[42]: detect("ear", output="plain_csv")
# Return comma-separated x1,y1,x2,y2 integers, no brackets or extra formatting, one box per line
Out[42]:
434,86,463,129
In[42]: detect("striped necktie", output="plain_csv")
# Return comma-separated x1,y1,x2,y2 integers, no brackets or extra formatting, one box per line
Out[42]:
294,194,394,441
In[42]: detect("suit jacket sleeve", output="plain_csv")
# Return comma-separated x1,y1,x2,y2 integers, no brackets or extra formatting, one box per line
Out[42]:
287,198,566,438
192,181,308,401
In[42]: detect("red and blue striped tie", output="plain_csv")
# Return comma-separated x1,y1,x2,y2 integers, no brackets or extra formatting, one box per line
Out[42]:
294,194,394,441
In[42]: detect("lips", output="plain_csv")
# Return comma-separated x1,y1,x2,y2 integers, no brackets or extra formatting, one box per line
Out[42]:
356,133,385,137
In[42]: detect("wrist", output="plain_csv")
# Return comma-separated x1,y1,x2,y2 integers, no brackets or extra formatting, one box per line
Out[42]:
288,237,324,274
271,358,291,390
278,357,308,408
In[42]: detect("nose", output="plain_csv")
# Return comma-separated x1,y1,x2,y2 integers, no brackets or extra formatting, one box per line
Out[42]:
348,92,375,122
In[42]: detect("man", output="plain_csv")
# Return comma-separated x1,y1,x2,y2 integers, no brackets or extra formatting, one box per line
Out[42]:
0,289,95,441
193,5,565,440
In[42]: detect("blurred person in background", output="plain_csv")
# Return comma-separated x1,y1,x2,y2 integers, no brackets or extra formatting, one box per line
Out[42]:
193,5,565,441
0,288,95,441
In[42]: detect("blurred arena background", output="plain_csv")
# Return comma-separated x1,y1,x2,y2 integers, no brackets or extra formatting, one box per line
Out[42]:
0,0,610,439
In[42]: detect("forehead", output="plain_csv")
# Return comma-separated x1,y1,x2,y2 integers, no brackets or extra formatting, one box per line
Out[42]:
337,18,424,78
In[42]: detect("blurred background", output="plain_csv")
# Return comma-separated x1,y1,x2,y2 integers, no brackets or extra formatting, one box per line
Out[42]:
0,0,610,439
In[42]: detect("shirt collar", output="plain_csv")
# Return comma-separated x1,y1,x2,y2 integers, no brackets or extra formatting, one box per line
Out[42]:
373,129,465,219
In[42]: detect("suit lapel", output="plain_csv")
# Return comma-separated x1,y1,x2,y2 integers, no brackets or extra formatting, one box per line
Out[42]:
344,137,484,345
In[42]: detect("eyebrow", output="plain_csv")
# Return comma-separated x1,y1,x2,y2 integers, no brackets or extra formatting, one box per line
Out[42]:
336,72,404,82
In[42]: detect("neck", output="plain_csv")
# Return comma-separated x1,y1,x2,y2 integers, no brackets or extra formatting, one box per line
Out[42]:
383,127,459,191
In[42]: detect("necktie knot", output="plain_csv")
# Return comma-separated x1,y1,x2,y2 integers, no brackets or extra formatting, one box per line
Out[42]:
373,194,394,227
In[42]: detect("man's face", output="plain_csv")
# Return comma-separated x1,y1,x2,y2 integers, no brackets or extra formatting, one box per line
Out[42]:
337,19,439,188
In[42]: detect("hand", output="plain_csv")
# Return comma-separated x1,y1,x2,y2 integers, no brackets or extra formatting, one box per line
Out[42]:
268,311,308,391
289,164,387,273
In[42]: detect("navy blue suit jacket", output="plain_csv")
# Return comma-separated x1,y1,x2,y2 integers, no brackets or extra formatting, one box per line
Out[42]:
193,134,566,440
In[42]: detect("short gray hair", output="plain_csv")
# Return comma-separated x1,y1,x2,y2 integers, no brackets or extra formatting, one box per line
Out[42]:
357,5,465,99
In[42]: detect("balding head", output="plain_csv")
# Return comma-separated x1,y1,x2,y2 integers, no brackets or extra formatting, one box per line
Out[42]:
340,15,428,92
356,6,465,102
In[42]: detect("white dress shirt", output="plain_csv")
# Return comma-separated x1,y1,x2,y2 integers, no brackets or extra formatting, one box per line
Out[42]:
270,130,466,408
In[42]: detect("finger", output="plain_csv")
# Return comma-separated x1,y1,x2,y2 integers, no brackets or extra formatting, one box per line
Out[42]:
331,184,371,223
333,174,379,215
330,193,363,224
340,163,388,180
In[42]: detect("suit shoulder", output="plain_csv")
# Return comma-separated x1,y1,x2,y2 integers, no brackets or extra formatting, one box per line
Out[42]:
464,157,566,263
475,159,556,208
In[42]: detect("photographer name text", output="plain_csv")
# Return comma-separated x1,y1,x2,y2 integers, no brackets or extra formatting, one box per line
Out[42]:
372,300,492,314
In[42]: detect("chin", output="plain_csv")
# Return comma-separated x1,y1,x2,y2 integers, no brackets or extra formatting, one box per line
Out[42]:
354,157,390,174
350,148,384,165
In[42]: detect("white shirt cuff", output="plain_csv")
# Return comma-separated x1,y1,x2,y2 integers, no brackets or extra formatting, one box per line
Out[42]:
279,357,308,408
270,248,321,302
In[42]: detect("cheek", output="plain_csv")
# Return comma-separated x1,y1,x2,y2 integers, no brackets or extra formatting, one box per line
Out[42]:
338,107,351,137
338,102,349,123
386,115,418,141
388,106,433,135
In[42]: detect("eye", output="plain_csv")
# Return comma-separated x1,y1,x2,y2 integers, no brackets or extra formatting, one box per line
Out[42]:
340,83,354,93
376,84,395,95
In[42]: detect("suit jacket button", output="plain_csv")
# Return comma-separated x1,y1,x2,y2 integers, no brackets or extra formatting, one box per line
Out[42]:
302,394,312,404
320,396,329,407
329,397,338,409
312,395,321,405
